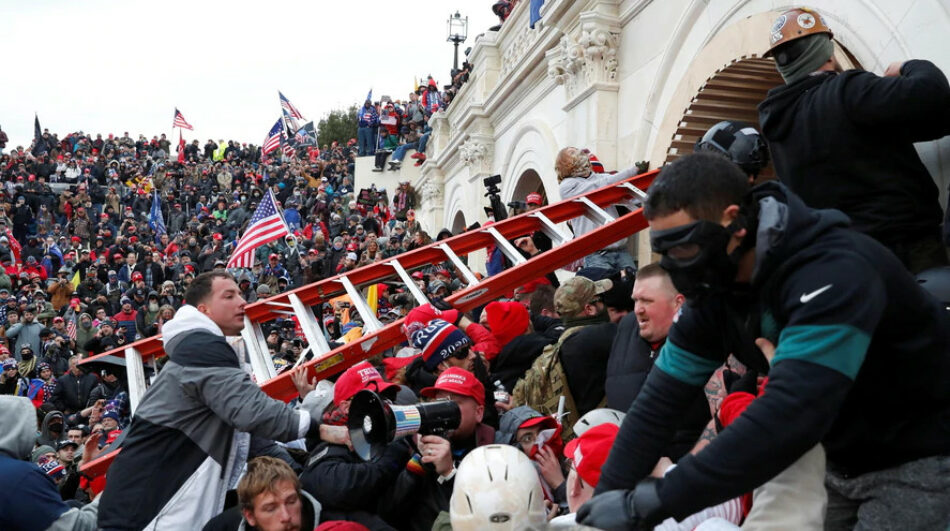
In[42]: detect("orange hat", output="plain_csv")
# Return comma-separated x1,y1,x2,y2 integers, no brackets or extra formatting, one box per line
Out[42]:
764,7,833,56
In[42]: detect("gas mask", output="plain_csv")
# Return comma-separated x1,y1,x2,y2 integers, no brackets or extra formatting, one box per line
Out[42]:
651,219,749,301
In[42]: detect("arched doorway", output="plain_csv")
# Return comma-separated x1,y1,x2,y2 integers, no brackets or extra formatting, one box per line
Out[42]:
509,169,547,206
664,45,861,181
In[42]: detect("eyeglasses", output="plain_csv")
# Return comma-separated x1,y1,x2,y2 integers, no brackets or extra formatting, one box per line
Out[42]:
450,346,471,360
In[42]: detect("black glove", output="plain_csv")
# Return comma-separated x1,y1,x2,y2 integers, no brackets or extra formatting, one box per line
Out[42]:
577,480,664,530
429,297,453,312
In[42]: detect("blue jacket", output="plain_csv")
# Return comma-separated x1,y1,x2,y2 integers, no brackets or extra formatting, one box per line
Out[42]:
0,395,99,530
358,106,379,128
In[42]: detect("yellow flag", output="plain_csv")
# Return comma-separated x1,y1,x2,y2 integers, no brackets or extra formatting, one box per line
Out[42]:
71,270,81,289
366,283,378,317
413,77,419,92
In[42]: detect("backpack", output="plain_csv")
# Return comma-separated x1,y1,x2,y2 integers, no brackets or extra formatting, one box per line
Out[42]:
511,326,605,442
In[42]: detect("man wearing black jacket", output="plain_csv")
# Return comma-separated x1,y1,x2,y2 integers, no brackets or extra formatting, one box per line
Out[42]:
580,153,950,530
758,7,950,273
52,355,98,414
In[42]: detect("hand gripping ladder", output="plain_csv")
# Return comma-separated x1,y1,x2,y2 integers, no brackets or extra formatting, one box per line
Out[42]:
78,169,657,478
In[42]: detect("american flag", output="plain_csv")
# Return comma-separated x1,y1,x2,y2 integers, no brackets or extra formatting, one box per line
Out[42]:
66,314,77,341
226,190,290,268
279,92,305,120
172,108,193,130
262,119,283,155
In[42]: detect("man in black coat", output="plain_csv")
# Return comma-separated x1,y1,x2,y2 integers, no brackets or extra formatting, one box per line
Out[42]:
52,355,99,414
758,7,950,273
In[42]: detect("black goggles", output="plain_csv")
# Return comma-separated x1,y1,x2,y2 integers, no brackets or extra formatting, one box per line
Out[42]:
650,220,729,265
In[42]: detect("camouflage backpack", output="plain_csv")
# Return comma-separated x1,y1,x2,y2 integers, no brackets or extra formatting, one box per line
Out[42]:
511,326,604,442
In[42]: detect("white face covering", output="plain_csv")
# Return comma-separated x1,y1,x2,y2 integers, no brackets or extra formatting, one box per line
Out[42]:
148,302,159,312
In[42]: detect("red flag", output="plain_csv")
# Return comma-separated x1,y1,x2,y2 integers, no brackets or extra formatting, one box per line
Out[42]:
177,131,186,163
6,230,21,265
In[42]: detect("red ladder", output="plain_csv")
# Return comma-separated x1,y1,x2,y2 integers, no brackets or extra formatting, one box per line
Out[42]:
78,169,657,477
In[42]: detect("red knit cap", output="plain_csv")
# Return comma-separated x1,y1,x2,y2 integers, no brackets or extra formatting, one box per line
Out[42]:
484,301,529,346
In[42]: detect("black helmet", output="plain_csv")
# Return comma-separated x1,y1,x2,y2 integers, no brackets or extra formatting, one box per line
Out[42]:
916,266,950,312
695,121,770,177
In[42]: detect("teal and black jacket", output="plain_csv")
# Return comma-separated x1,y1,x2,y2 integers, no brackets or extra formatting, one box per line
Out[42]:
597,182,950,521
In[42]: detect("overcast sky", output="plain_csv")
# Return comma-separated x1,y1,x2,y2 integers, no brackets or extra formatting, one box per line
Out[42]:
0,0,494,148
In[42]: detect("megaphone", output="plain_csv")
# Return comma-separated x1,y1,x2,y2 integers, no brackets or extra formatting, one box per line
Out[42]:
348,389,461,461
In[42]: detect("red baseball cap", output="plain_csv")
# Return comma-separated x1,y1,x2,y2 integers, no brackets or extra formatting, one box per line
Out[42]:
420,367,484,406
563,423,619,487
131,272,143,281
526,192,543,205
212,233,223,241
333,361,398,406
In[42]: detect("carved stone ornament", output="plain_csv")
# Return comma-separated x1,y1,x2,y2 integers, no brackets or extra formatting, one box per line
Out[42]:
421,177,443,204
501,26,542,78
459,139,491,167
546,20,619,98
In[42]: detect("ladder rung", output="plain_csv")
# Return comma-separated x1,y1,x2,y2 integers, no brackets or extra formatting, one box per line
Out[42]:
575,196,615,224
530,212,573,246
288,293,332,358
389,260,430,305
339,276,384,333
242,317,276,383
439,243,480,286
125,347,146,414
260,301,295,309
486,226,527,266
619,182,648,200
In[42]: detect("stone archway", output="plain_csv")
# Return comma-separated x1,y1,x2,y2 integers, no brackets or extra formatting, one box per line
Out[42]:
662,44,862,181
510,169,547,206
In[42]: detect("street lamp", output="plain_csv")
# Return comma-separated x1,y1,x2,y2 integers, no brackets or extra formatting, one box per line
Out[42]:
447,11,468,73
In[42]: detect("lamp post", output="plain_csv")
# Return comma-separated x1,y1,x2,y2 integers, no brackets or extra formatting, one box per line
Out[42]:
446,11,468,73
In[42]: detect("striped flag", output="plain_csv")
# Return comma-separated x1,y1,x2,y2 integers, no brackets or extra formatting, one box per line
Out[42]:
262,119,283,155
279,92,305,120
66,314,77,341
172,108,193,130
226,190,290,269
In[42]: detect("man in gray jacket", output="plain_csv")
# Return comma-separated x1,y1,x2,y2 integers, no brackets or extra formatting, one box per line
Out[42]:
97,271,329,530
6,305,44,361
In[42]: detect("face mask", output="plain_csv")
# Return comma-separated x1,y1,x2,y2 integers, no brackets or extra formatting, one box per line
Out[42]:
651,220,742,300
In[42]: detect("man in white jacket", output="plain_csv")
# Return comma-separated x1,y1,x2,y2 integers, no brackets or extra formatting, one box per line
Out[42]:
98,271,329,530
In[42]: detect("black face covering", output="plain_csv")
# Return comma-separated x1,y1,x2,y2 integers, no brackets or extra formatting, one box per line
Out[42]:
651,220,744,300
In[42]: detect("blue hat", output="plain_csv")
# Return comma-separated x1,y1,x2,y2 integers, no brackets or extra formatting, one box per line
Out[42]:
410,319,471,371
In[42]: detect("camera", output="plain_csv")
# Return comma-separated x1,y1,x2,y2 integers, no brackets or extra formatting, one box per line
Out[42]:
483,174,502,196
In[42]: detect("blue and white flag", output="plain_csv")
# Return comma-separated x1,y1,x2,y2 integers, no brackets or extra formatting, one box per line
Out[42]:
530,0,545,28
366,88,373,102
148,190,166,237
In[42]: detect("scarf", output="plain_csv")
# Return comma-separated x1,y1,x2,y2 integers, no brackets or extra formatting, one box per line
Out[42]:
776,34,834,84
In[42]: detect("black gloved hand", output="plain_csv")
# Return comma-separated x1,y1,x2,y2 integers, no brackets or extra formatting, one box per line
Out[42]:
727,369,759,395
577,480,664,530
429,297,453,312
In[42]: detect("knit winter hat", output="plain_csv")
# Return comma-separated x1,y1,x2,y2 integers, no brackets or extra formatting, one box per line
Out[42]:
410,319,471,371
39,458,67,482
484,301,529,346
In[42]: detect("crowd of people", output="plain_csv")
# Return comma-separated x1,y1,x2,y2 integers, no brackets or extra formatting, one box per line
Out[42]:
2,6,950,531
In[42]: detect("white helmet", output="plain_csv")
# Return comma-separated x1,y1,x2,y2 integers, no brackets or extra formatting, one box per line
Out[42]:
450,445,547,531
573,408,625,436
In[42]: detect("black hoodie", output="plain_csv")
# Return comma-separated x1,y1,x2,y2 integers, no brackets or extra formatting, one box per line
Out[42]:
597,182,950,521
758,60,950,247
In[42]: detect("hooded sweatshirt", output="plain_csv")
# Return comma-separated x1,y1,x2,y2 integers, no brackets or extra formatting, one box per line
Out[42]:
0,395,99,530
597,182,950,521
97,305,321,530
758,60,950,246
